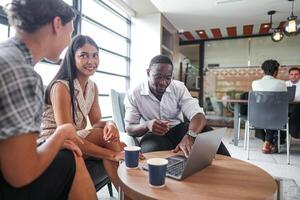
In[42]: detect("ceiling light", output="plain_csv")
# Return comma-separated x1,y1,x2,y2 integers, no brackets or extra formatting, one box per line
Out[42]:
284,0,299,36
268,10,284,42
271,29,284,42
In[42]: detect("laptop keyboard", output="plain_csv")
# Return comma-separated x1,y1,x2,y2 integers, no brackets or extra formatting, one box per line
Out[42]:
167,160,187,177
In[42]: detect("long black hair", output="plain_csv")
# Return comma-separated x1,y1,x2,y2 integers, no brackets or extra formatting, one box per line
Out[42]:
45,35,98,124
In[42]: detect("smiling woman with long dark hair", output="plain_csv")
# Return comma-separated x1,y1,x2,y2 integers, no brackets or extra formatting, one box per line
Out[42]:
41,35,126,189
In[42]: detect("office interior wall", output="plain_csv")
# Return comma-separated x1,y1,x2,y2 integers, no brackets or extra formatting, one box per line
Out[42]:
130,13,161,88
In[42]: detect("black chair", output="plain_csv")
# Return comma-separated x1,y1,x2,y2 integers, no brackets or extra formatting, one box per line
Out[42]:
238,92,248,149
287,85,296,102
85,158,113,196
245,91,291,164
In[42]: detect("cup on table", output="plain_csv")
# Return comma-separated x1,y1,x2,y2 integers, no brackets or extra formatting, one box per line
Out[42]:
147,158,168,188
124,146,141,169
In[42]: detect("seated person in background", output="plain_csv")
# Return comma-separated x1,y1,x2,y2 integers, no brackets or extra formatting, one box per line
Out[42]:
40,35,125,189
221,91,230,107
252,59,287,154
0,1,96,199
286,67,300,138
286,67,300,101
124,55,230,157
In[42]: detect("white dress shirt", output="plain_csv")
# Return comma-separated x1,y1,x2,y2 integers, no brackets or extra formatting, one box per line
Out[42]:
252,75,287,92
286,80,300,101
124,80,204,128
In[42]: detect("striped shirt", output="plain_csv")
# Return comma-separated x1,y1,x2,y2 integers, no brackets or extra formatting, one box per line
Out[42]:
0,37,44,139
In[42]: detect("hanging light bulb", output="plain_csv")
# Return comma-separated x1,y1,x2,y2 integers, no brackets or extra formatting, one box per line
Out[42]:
268,10,284,42
271,29,284,42
284,0,299,36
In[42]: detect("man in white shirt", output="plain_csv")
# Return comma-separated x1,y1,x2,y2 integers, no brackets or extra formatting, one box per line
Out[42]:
124,55,230,157
286,67,300,101
286,67,300,139
252,59,287,154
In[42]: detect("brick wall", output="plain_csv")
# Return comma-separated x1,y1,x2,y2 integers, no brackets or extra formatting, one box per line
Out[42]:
204,66,295,99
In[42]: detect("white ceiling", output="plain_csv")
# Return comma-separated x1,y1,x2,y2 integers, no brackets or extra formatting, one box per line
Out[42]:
125,0,300,32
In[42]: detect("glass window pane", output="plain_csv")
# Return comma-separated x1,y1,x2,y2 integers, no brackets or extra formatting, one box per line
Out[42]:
59,47,68,60
82,0,128,37
98,96,112,118
101,0,129,19
34,62,60,86
63,0,72,6
81,20,128,56
8,26,15,38
0,0,10,7
99,51,128,75
0,24,8,42
90,72,126,95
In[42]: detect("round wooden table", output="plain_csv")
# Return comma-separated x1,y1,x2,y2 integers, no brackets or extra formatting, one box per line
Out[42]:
117,151,277,200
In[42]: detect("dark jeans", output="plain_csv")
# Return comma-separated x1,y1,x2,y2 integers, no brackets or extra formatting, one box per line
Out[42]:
140,123,231,157
255,129,286,144
0,150,75,200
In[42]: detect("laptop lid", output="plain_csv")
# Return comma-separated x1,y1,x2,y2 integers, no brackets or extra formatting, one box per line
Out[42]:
178,128,226,180
287,86,296,102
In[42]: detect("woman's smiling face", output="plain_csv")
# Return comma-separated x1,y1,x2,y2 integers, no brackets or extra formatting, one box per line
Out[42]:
75,43,99,77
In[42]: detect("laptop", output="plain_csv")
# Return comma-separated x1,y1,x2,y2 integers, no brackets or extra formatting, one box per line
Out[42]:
287,85,296,102
142,128,226,180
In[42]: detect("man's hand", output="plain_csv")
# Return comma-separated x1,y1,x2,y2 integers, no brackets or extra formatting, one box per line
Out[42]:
147,119,170,135
172,135,194,158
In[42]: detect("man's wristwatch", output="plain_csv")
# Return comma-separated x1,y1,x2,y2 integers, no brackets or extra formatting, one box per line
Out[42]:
187,130,198,138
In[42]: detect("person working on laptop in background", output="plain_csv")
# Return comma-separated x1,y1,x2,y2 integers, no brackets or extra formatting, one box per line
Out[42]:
0,0,96,199
252,59,287,154
124,55,230,157
286,67,300,139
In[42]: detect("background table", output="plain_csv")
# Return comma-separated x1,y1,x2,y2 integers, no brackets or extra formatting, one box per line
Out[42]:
117,151,277,200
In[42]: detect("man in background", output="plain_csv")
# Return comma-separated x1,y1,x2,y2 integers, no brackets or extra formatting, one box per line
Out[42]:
286,67,300,139
252,59,287,154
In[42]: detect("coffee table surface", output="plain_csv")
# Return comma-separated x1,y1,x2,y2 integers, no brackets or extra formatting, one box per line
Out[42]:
117,151,277,200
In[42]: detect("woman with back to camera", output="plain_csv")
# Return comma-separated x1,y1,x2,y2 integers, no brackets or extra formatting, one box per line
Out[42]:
41,35,126,189
0,0,97,199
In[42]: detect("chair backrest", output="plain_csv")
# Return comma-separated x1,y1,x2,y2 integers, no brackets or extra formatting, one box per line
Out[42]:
248,91,288,130
110,89,126,132
287,85,296,102
239,92,249,116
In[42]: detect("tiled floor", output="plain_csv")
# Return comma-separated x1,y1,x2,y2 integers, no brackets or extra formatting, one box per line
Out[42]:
97,128,300,199
222,128,300,187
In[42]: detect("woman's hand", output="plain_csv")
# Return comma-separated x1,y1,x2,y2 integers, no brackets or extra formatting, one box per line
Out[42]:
113,151,125,162
56,123,84,156
62,140,83,157
57,123,84,145
103,121,120,142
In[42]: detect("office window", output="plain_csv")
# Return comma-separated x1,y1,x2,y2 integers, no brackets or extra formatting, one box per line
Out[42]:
0,24,8,42
81,0,131,118
82,0,128,37
63,0,73,6
0,0,131,119
81,20,128,56
0,0,10,7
